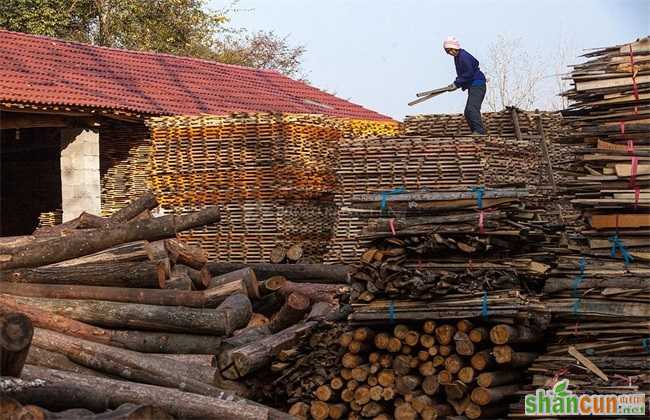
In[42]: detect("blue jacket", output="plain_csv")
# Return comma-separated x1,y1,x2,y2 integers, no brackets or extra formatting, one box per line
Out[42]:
453,49,486,90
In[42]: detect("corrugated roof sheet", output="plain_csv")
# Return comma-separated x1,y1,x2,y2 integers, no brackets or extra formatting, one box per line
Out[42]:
0,30,392,121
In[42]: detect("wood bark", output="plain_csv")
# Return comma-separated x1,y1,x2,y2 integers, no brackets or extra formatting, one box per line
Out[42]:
206,262,351,284
1,207,219,270
208,268,261,300
32,328,223,396
163,265,193,290
5,293,252,335
1,261,161,288
219,303,332,379
165,239,207,270
470,384,520,405
13,365,290,419
109,192,159,223
26,345,112,378
279,281,346,305
267,292,310,333
45,241,152,267
0,281,245,308
0,312,33,377
489,324,542,345
0,294,226,354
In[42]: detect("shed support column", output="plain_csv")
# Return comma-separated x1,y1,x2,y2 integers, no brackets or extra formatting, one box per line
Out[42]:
60,128,100,222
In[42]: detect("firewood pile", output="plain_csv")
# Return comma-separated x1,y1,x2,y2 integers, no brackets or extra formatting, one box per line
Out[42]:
145,113,397,263
286,321,543,420
0,192,353,419
344,188,561,304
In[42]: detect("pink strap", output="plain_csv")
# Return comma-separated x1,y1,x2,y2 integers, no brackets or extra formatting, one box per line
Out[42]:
388,218,396,236
478,210,485,234
620,121,626,134
634,186,640,207
631,156,639,179
627,140,635,153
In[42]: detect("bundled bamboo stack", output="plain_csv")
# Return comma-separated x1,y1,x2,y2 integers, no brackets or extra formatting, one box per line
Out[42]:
287,322,542,419
0,192,353,419
145,113,397,263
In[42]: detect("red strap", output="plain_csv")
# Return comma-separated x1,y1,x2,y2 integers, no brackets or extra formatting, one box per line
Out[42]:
627,140,635,153
620,121,626,134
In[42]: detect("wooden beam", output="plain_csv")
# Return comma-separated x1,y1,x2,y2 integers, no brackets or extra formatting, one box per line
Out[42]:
0,113,69,129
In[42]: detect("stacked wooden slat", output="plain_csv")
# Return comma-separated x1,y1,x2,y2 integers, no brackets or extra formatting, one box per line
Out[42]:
507,37,650,416
326,107,572,264
99,120,152,216
286,321,543,420
0,192,352,419
403,107,566,139
326,137,485,263
36,209,62,228
145,113,398,263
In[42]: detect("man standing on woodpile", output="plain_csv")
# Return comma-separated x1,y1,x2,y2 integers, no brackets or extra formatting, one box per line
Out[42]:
444,36,487,135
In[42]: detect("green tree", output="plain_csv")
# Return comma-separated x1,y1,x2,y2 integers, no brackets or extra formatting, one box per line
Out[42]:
0,0,305,78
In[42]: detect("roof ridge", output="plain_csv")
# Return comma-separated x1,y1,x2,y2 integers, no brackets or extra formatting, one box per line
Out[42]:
0,28,281,74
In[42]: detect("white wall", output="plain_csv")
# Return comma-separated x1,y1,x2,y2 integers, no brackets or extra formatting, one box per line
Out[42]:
60,128,100,221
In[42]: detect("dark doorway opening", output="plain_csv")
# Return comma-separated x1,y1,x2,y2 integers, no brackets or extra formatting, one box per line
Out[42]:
1,127,62,236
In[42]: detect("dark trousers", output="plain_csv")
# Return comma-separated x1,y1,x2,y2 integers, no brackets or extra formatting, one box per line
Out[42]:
464,84,486,134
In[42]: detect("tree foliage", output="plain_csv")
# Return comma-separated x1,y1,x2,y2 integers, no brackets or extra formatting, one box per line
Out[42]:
0,0,305,78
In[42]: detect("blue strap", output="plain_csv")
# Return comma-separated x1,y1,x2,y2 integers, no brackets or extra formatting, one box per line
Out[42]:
481,291,489,320
642,338,650,354
609,235,634,266
578,256,586,275
471,186,485,209
380,188,406,212
388,300,396,324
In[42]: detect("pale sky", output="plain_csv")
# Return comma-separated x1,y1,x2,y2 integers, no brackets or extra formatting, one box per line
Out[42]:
209,0,648,120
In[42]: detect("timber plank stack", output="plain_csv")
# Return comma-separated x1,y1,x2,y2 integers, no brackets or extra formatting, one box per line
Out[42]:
0,192,352,419
287,322,543,419
326,107,572,264
507,37,650,416
146,113,398,263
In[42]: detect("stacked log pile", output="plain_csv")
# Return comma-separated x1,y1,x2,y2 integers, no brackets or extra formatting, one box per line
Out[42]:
146,113,398,263
286,322,542,419
0,192,352,419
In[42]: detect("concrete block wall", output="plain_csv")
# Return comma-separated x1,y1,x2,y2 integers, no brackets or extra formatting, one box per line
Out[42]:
60,128,101,221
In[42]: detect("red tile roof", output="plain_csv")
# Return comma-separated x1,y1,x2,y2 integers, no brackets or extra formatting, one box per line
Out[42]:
0,30,393,121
